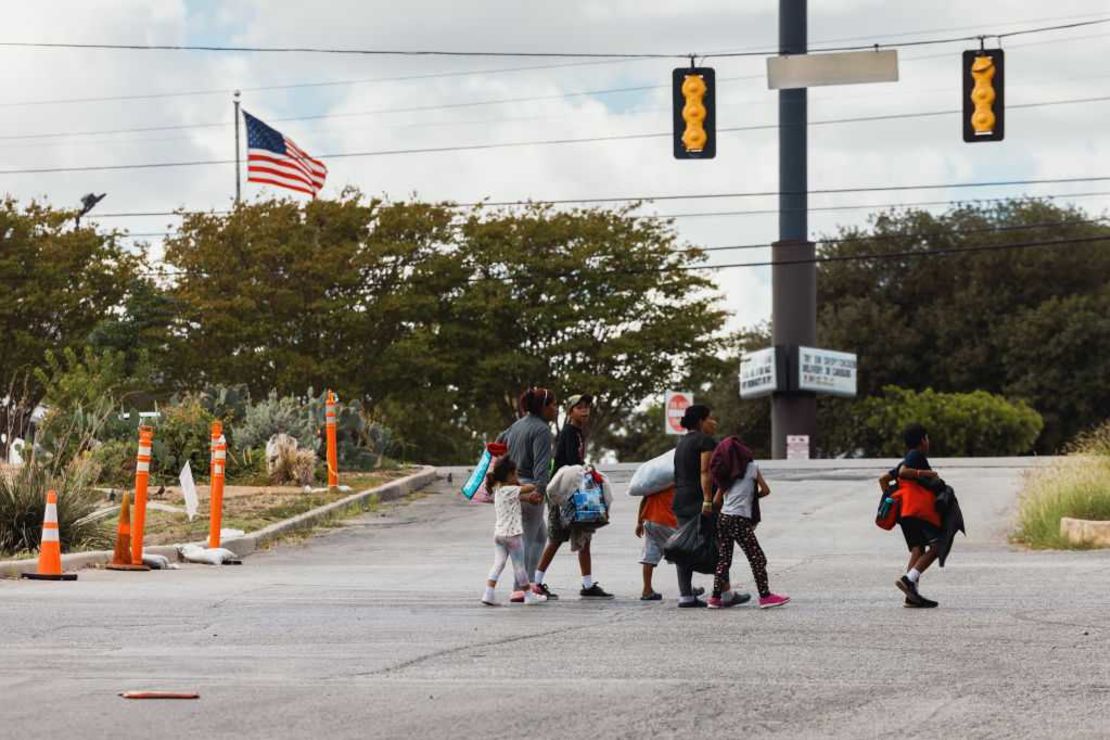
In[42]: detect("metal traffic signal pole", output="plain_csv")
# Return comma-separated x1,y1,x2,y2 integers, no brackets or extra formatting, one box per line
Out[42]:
771,0,817,459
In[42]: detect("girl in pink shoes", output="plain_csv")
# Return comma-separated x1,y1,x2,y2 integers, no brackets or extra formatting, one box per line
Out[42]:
482,457,548,606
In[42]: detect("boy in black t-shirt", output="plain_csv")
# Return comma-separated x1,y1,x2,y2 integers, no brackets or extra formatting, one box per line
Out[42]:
532,394,614,600
880,424,942,608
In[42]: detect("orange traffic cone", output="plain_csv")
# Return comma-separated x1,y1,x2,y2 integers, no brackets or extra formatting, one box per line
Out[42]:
21,490,78,581
106,492,150,572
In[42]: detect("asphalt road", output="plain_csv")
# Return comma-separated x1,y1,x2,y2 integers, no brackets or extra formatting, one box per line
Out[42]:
1,459,1107,739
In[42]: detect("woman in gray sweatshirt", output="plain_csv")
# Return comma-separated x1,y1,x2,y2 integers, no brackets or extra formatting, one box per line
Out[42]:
503,388,557,587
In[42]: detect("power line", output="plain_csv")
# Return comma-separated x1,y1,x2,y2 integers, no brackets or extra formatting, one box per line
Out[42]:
464,176,1110,208
5,31,1106,144
6,14,1100,110
648,190,1110,219
108,232,1108,284
694,218,1109,254
82,181,1110,224
3,18,1108,59
0,59,648,109
693,234,1110,272
2,94,1107,176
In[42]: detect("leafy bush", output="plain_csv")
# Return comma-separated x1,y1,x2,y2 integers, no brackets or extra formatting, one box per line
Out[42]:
820,386,1043,457
88,439,136,488
227,446,268,485
151,397,215,483
237,390,317,451
0,462,110,556
1013,421,1110,549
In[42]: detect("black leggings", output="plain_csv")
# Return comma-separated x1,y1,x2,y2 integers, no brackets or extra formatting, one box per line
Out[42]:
714,514,769,598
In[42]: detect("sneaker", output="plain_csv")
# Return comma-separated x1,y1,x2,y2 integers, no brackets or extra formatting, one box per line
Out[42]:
640,591,663,601
523,590,548,605
758,593,791,609
707,596,732,609
481,597,499,607
678,598,708,608
536,583,559,600
903,597,938,608
580,583,614,599
693,586,706,597
509,590,525,603
896,576,925,607
724,591,752,606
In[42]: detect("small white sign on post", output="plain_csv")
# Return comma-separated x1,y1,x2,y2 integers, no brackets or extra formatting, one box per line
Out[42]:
739,347,778,399
664,391,694,436
767,49,899,90
798,346,858,397
786,435,810,460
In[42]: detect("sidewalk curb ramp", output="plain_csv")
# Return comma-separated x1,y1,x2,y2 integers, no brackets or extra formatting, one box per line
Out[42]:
0,466,437,579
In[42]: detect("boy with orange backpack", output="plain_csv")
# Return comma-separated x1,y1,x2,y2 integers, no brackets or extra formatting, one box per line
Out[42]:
878,424,943,609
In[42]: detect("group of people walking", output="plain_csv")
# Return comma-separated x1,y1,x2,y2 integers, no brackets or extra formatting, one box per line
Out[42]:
479,387,788,609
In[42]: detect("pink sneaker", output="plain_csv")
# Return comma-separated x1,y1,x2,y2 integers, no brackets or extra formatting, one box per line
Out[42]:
509,590,525,603
758,593,790,609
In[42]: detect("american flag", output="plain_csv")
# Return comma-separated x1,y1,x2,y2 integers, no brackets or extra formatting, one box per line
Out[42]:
243,110,327,197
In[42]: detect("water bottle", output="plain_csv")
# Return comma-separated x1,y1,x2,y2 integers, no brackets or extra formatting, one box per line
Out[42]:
878,496,895,518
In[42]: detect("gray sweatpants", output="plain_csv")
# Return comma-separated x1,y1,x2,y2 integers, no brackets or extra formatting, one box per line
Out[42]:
520,496,548,577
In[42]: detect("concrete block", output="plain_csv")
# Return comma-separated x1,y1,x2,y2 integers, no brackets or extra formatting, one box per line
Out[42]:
1060,517,1110,547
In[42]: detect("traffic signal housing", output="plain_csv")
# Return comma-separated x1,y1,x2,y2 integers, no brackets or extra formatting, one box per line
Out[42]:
673,67,716,159
962,49,1004,142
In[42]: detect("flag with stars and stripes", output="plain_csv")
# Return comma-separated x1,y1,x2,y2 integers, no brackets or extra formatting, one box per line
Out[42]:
243,110,327,197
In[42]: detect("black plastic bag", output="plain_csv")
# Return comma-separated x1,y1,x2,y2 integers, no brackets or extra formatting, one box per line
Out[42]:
663,514,718,574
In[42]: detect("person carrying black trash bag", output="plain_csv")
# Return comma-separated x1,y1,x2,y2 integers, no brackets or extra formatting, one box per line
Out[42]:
665,404,720,608
877,424,963,609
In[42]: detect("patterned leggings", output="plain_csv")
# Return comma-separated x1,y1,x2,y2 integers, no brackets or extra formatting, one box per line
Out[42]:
489,534,529,590
714,514,769,598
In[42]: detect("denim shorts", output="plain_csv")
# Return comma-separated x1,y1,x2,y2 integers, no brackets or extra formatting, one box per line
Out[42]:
639,520,676,566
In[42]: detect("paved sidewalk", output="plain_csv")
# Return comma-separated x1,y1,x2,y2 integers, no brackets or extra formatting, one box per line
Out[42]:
1,459,1106,738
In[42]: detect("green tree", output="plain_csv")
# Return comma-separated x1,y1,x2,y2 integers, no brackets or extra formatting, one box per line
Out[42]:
441,204,727,447
816,199,1109,452
0,198,143,443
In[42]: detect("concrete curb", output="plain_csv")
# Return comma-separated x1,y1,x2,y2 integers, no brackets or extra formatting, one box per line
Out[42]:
0,466,438,579
1060,516,1110,548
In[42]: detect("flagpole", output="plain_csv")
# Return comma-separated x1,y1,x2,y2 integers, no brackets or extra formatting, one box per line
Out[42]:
233,90,242,204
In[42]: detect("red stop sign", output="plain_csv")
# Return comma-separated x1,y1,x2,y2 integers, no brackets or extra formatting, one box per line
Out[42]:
665,391,693,435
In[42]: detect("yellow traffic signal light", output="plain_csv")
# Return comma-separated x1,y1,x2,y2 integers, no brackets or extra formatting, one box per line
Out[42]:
681,74,708,152
672,67,715,159
962,49,1004,142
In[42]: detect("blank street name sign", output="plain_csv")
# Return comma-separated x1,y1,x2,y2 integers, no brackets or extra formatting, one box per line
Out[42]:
767,50,898,89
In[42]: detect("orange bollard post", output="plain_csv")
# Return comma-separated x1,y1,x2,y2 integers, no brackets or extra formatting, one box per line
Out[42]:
208,421,226,549
130,425,154,567
107,492,150,571
21,490,78,581
326,390,339,491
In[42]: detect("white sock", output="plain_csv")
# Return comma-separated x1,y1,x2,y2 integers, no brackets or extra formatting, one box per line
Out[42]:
907,568,921,583
534,569,545,584
679,595,695,604
582,575,594,589
483,586,496,602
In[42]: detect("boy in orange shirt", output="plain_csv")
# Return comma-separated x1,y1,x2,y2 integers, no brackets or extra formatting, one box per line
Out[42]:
882,424,942,608
635,486,705,601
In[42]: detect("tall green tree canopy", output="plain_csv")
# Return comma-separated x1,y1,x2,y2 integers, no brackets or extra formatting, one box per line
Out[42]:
0,198,143,389
817,199,1109,452
162,195,728,462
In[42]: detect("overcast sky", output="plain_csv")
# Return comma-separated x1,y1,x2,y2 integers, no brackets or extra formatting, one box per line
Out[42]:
2,0,1108,332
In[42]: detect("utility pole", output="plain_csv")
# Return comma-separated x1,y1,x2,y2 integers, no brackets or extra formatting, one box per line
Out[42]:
771,0,817,459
